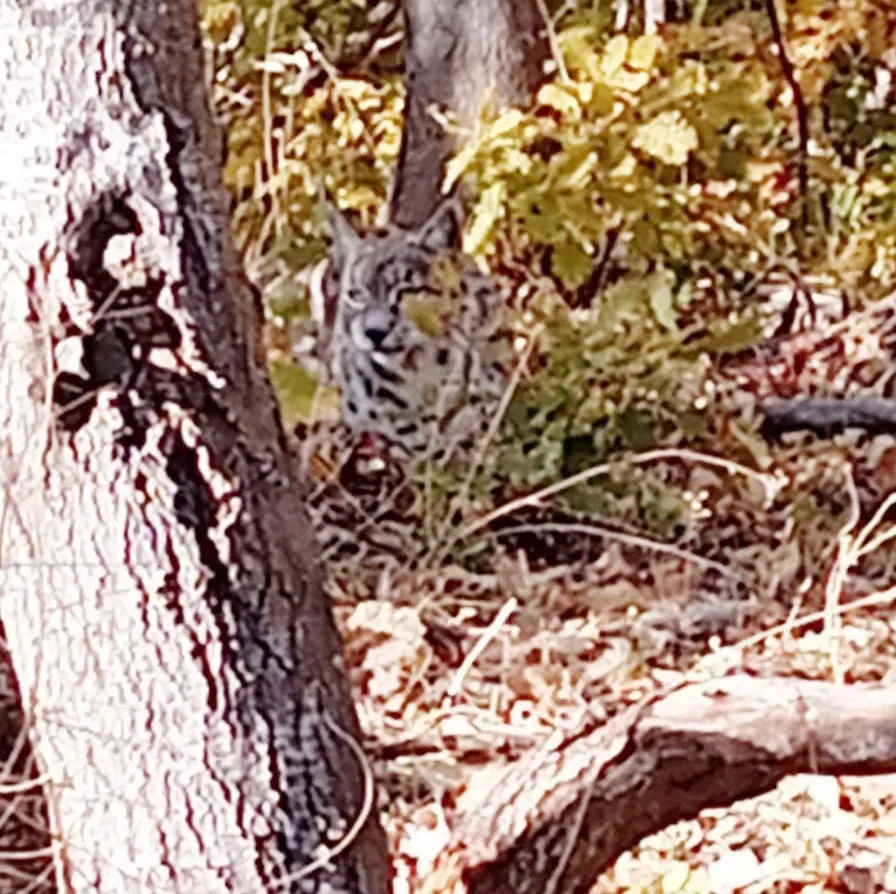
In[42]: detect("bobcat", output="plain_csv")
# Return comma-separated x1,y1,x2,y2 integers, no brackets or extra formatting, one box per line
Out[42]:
306,198,509,457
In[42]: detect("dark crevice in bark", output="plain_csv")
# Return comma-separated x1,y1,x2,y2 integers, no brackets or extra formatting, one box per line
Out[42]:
55,192,184,441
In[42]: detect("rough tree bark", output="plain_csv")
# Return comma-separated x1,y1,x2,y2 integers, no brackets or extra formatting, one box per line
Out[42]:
0,1,388,892
389,0,550,229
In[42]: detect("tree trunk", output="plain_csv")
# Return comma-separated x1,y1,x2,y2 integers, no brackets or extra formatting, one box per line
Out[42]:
0,2,388,892
389,0,550,228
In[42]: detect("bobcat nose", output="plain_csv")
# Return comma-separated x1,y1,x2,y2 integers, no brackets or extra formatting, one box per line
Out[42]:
355,307,394,350
364,322,389,347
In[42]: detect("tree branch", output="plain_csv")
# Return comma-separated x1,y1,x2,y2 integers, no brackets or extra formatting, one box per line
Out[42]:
428,676,896,894
765,0,810,229
761,396,896,437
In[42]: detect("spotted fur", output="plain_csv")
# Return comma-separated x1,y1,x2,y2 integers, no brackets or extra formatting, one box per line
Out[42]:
310,199,509,456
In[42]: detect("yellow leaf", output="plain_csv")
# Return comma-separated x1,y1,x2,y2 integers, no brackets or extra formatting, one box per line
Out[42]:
606,68,651,93
629,34,662,71
503,147,534,175
575,81,594,103
632,111,698,165
487,108,525,138
465,182,505,253
661,861,692,893
610,154,637,179
444,142,478,191
537,83,581,117
557,24,599,72
669,60,708,99
602,35,629,75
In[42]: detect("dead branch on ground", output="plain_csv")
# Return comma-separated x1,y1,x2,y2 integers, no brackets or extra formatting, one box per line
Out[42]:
762,396,896,437
427,675,896,894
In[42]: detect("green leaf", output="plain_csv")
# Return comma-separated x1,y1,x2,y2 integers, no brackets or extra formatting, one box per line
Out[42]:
633,111,698,165
598,278,648,330
269,359,335,427
551,240,593,288
631,219,660,254
617,405,656,450
403,293,448,338
587,82,616,117
647,269,678,331
695,316,764,355
718,147,749,179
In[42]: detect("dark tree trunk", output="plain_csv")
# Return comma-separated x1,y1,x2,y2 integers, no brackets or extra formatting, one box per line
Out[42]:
0,1,388,891
389,0,550,228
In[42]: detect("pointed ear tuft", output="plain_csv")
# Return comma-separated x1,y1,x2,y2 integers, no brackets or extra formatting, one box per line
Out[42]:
326,202,362,271
416,196,464,252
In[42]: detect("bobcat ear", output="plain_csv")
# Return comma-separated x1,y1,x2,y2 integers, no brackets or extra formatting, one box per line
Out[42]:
416,196,464,252
326,202,362,270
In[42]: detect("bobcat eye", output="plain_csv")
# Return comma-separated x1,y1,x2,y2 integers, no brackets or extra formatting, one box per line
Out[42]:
344,288,366,309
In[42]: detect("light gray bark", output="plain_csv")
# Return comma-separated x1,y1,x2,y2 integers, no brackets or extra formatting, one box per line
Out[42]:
389,0,550,228
0,2,388,892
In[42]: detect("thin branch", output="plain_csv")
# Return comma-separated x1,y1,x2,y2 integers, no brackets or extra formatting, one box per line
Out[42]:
451,447,777,548
571,225,620,309
715,587,896,659
491,521,744,581
764,0,810,230
447,598,519,698
534,0,569,84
